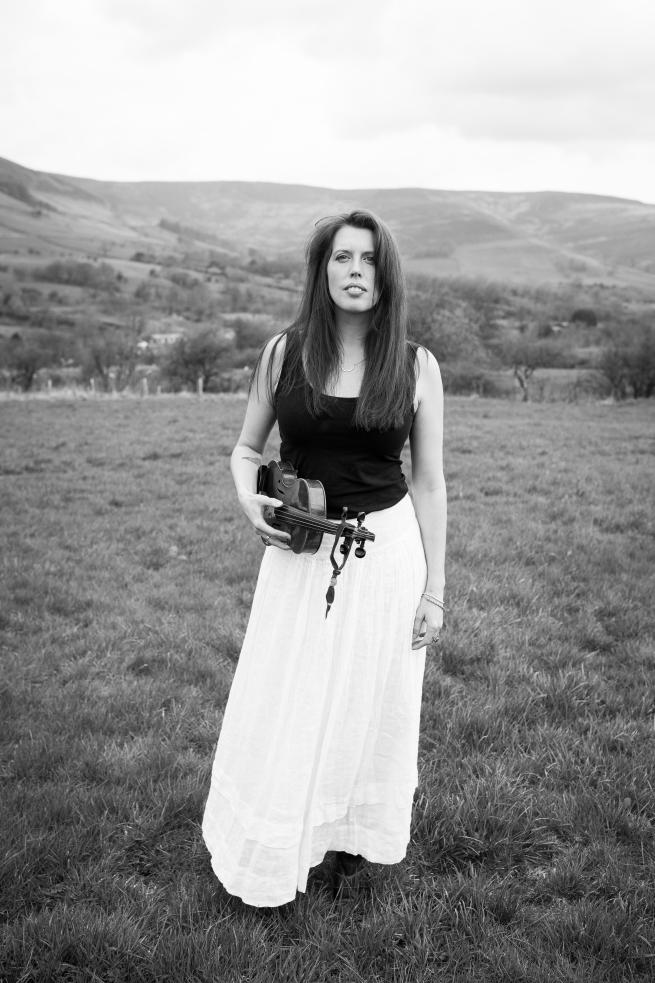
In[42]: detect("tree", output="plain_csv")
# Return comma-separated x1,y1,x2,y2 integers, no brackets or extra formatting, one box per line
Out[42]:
408,289,488,364
77,322,142,392
598,327,655,399
232,315,279,351
597,345,628,399
161,329,233,392
0,333,70,391
624,330,655,397
499,338,565,402
0,338,48,390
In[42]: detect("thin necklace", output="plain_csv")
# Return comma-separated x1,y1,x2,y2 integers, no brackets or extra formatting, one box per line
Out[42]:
341,357,366,374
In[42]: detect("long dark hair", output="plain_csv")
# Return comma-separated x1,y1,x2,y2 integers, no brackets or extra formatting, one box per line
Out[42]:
255,209,416,430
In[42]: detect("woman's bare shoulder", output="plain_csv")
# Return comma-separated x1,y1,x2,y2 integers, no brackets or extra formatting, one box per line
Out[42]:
263,330,287,362
255,330,288,385
412,344,442,405
414,345,439,373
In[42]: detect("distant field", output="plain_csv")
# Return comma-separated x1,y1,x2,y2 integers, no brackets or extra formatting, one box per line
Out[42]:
1,396,654,982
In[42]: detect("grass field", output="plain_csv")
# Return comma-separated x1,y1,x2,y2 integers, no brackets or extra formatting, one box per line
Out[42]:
1,394,654,983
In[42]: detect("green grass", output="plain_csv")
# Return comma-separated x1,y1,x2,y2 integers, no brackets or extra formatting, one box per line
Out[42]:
1,395,654,982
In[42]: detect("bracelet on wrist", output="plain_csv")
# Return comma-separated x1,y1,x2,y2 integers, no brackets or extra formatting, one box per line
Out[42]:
422,592,445,610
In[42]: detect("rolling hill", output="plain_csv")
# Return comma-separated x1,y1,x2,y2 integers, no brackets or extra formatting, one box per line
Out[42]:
1,154,655,291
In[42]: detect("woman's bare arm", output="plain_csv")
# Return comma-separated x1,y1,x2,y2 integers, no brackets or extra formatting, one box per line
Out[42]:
409,347,447,648
230,334,291,549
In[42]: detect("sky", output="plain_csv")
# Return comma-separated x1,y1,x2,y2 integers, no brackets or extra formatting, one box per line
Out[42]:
2,0,655,203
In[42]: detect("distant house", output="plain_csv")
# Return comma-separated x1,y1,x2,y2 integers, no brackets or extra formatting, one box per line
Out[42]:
150,332,184,347
205,260,226,283
137,331,185,354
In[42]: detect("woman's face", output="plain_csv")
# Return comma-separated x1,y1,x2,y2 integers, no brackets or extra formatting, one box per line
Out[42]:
326,225,379,316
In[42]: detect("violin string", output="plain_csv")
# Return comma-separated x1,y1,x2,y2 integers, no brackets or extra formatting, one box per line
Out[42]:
275,506,373,539
276,506,344,532
283,516,339,533
280,514,352,534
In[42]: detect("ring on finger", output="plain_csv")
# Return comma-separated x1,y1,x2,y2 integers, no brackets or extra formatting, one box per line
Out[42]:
261,535,271,546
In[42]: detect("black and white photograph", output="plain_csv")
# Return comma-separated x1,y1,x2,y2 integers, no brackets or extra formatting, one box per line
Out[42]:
1,1,654,980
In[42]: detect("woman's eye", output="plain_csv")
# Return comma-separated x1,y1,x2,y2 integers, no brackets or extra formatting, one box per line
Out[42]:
364,255,376,264
335,254,348,262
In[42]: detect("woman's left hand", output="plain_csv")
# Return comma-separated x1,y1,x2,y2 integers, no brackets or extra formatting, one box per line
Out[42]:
412,596,444,650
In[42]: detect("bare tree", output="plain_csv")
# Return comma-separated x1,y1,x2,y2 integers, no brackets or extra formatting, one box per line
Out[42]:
500,339,560,402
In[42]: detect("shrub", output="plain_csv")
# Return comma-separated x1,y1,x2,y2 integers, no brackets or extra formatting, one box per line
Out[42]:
32,261,120,292
571,308,598,327
166,270,201,289
441,363,499,396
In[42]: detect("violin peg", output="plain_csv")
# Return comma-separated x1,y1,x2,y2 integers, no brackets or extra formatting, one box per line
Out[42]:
355,544,366,559
357,511,366,527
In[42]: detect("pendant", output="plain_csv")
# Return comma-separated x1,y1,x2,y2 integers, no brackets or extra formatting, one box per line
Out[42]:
342,357,365,374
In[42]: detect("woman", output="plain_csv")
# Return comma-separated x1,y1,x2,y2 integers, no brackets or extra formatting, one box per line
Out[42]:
202,210,446,907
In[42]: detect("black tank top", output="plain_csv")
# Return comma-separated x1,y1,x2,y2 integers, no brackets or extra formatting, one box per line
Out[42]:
274,335,415,518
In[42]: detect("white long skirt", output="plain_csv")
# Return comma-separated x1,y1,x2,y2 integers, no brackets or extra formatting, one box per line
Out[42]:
202,493,427,907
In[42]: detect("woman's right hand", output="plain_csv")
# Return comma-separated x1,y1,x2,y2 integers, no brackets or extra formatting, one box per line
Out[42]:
238,491,292,550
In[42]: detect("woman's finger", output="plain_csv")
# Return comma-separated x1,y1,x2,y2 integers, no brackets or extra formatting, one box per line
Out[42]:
257,517,290,541
412,609,425,642
258,495,283,510
412,598,444,649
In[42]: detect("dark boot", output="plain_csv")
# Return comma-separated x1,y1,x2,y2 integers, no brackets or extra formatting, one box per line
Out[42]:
332,851,365,898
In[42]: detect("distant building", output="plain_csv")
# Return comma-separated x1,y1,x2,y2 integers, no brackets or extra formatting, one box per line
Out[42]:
149,332,184,347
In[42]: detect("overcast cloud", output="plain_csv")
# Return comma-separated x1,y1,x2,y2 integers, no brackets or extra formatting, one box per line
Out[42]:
1,0,654,202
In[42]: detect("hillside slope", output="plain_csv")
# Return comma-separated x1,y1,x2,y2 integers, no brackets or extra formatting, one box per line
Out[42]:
1,155,655,290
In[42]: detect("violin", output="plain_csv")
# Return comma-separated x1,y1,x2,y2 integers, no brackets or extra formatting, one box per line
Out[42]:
256,460,375,616
257,460,375,554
